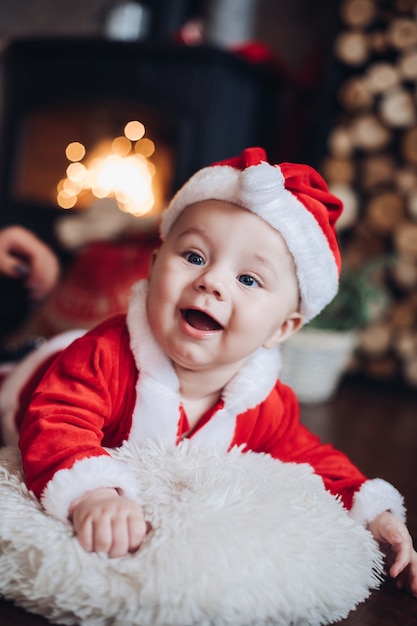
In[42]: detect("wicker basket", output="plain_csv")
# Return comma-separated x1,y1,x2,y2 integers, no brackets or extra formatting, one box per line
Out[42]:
280,328,357,404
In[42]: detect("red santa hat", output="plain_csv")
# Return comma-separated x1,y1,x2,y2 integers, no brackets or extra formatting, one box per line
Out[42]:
160,147,343,323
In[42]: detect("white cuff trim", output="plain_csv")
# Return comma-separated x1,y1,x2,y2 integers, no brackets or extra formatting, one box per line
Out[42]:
349,478,406,526
41,454,140,522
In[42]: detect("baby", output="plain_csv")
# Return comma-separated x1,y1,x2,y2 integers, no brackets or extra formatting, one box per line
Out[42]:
1,147,416,595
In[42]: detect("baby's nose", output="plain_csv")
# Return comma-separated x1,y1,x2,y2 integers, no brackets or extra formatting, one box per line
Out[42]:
195,270,225,299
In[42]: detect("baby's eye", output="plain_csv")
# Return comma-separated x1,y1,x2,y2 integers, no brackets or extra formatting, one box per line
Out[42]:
185,252,205,265
238,274,260,288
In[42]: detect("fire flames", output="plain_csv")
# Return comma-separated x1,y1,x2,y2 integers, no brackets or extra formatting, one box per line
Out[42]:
57,120,156,217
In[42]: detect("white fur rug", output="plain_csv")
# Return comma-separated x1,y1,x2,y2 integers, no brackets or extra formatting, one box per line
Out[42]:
0,442,383,626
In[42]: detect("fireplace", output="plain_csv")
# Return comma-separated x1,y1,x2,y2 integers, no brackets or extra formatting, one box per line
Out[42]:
0,37,283,249
0,35,284,341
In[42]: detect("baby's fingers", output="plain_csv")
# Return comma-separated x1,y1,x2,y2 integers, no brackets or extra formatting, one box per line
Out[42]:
399,551,417,597
388,534,413,579
390,547,410,579
127,511,148,553
410,566,417,597
92,515,116,555
100,510,147,557
108,514,131,557
72,508,114,555
73,516,95,553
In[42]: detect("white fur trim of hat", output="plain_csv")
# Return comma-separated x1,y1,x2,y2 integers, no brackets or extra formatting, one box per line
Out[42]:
160,147,343,323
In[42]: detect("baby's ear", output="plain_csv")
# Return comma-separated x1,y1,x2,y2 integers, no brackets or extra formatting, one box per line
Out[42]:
147,248,160,278
263,312,303,350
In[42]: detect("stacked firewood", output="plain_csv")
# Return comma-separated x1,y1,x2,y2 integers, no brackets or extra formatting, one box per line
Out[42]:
320,0,417,387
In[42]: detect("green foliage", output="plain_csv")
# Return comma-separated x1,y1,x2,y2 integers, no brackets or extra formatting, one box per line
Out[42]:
307,257,393,332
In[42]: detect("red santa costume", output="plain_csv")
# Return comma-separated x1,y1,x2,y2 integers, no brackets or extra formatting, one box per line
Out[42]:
0,147,405,528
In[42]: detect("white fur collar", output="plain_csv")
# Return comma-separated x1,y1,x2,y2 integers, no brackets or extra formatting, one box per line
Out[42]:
126,280,282,450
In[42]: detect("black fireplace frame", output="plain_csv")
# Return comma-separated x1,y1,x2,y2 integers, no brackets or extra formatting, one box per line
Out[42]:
0,36,283,247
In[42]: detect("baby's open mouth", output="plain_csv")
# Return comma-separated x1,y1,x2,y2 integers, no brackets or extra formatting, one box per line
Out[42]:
182,309,223,331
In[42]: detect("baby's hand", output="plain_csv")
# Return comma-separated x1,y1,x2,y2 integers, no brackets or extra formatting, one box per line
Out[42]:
69,487,148,558
368,510,417,597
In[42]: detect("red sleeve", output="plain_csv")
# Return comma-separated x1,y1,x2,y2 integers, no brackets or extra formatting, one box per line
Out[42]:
18,315,137,499
233,381,367,510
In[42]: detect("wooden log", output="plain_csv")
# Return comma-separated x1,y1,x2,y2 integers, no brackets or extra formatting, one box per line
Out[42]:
321,157,355,183
398,49,417,81
366,191,405,234
365,62,400,94
350,114,392,151
379,87,415,127
389,298,417,329
328,183,359,230
394,220,417,261
395,0,417,12
401,127,417,164
368,30,388,55
339,0,377,28
341,246,366,268
409,291,417,310
343,223,387,265
395,167,417,193
406,186,417,220
392,329,417,359
334,31,370,66
360,154,395,190
326,126,354,157
387,17,417,50
390,257,417,290
338,76,373,111
358,322,392,356
403,355,417,387
362,355,399,379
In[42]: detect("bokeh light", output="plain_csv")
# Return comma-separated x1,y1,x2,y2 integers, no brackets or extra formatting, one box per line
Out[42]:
58,124,155,215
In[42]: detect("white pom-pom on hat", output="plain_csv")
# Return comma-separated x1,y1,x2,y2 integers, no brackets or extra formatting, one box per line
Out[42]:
160,147,343,323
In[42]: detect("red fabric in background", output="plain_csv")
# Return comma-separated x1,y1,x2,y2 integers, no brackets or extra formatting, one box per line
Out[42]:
39,235,158,334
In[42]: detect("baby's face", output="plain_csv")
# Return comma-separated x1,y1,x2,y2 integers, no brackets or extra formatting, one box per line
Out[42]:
146,200,302,375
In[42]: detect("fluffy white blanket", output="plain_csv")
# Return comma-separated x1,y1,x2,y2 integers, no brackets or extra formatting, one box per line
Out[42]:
0,442,383,626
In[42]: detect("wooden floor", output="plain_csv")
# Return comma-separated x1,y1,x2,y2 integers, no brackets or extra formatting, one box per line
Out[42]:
1,375,417,625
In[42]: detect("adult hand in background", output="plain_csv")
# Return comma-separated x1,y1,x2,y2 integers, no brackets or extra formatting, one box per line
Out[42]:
0,225,60,300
